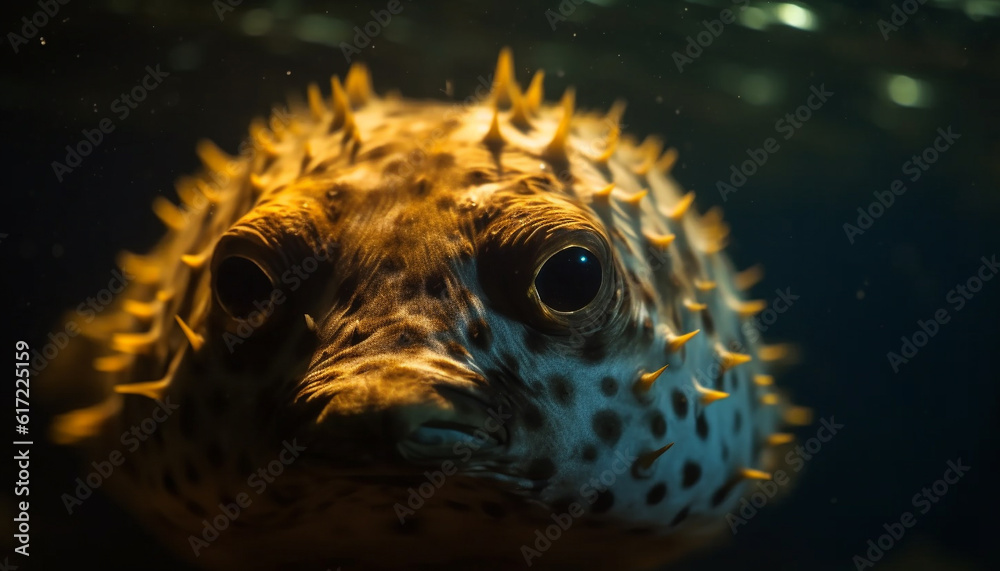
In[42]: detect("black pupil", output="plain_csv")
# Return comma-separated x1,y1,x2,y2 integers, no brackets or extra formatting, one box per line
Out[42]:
216,256,273,320
534,246,602,312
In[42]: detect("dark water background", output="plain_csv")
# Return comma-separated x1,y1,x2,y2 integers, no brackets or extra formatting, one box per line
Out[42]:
2,0,998,569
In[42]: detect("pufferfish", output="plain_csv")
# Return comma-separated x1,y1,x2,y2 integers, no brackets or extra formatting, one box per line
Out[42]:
44,49,807,570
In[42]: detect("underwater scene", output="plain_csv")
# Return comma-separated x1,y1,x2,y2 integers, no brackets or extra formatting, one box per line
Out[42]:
3,0,998,569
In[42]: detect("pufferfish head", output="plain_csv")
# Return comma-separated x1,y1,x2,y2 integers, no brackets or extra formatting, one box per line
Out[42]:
46,49,804,570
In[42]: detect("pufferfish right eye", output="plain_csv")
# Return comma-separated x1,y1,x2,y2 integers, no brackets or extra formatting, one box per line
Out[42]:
532,246,603,313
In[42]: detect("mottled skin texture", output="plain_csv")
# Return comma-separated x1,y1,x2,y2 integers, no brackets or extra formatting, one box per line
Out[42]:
44,51,798,570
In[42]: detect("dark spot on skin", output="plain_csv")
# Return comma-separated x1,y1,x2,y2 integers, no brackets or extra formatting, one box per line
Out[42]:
358,143,395,161
349,326,368,346
600,376,618,397
582,445,598,463
672,390,689,419
413,177,431,195
734,410,742,433
592,410,623,446
711,476,742,508
701,310,715,336
641,316,655,343
696,412,709,439
401,275,423,299
436,195,456,210
184,460,201,485
432,152,456,170
524,329,549,355
591,490,614,514
500,351,520,374
468,319,492,351
580,335,607,363
646,483,667,505
353,363,376,375
162,470,178,496
464,169,493,186
651,411,667,438
521,403,545,431
670,506,691,526
482,501,507,519
721,443,730,462
395,326,423,348
549,374,573,405
682,462,702,488
525,458,557,481
336,275,360,312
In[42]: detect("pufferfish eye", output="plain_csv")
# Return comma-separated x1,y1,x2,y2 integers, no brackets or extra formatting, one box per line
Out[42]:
532,246,603,313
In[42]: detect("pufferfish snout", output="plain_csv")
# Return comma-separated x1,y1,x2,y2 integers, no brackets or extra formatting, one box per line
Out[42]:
44,48,807,570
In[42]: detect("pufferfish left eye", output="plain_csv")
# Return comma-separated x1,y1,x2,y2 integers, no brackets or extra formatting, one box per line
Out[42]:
532,246,603,313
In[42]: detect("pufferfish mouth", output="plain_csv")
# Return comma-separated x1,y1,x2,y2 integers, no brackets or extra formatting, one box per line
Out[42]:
398,418,508,461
